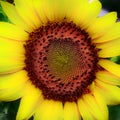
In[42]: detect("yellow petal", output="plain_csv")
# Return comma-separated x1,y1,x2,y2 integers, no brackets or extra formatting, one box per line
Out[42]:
92,86,108,120
38,0,55,21
33,0,48,24
0,70,28,89
0,80,26,101
87,12,117,39
96,71,120,85
34,100,63,120
98,59,120,77
16,81,43,120
33,0,67,22
14,0,41,29
96,38,120,49
82,93,108,120
0,58,25,75
95,79,120,105
0,38,25,57
77,98,94,120
93,22,120,43
97,38,120,58
64,102,80,120
0,59,24,74
0,38,25,74
98,44,120,58
71,0,101,28
0,1,32,32
53,0,67,20
0,22,28,41
65,0,87,19
43,0,67,21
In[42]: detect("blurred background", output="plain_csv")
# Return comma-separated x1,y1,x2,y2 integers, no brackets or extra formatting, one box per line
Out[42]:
0,0,120,120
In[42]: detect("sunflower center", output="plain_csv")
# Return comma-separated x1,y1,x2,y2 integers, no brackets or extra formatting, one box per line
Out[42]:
47,39,84,83
24,21,98,102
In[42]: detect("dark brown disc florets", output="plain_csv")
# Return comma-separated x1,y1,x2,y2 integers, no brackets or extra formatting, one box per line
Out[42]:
24,21,98,102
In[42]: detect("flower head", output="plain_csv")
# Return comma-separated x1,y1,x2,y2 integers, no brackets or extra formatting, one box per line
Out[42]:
0,0,120,120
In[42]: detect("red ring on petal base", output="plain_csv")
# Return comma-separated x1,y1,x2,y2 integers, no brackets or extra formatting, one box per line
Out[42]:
24,21,98,102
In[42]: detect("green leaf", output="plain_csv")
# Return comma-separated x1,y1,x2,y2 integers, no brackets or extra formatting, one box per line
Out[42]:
109,105,120,120
0,3,9,22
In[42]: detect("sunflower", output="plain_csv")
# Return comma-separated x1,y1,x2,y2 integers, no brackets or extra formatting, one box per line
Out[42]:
0,0,120,120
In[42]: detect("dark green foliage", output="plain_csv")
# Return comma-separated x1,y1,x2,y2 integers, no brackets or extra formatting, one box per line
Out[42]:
0,3,9,22
0,100,20,120
109,105,120,120
100,0,120,18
